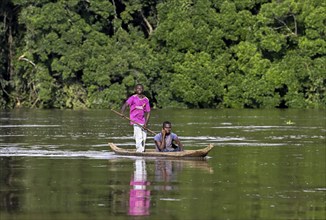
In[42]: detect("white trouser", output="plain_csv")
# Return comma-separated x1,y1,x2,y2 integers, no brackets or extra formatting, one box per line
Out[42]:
133,124,147,152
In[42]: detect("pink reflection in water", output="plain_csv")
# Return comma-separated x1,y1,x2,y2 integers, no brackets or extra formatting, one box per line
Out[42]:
129,159,150,216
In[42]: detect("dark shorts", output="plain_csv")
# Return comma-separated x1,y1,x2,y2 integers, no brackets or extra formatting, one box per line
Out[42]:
158,147,182,152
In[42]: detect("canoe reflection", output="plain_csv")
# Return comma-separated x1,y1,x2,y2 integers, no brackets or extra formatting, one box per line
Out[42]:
128,159,150,216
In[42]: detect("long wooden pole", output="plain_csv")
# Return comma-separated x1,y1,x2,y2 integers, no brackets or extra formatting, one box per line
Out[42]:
110,109,157,135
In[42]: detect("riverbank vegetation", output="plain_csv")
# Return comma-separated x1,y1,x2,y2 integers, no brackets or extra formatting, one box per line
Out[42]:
0,0,325,109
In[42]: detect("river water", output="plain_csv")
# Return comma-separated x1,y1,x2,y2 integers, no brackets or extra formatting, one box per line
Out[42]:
0,109,325,220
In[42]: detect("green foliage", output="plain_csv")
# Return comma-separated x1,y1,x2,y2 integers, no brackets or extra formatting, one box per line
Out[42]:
1,0,325,109
223,42,279,108
171,52,224,108
34,66,56,108
55,83,87,109
87,83,126,109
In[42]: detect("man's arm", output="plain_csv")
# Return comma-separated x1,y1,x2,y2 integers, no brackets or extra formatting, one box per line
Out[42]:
144,111,150,128
121,102,128,115
175,137,184,151
155,140,164,151
155,131,165,151
144,98,151,128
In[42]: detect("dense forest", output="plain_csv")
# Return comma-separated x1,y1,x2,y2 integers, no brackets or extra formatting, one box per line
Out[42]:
0,0,325,109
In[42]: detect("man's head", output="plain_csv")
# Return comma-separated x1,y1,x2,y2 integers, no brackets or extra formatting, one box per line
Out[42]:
134,84,144,95
162,121,172,135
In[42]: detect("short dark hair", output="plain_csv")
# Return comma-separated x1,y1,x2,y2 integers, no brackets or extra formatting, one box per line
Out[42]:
162,121,171,128
135,84,144,89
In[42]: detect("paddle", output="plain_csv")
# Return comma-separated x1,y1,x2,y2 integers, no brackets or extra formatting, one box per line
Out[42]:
110,109,157,135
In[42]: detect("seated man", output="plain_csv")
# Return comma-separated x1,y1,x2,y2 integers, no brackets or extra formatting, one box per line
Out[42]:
154,121,184,152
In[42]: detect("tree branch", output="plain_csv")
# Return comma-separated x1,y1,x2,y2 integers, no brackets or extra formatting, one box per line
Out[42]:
291,14,297,35
18,54,36,67
140,11,153,36
275,16,297,36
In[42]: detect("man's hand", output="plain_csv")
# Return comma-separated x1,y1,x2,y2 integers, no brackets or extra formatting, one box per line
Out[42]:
161,129,166,137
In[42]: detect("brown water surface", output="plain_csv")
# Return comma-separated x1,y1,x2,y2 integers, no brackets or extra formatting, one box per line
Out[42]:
0,109,325,220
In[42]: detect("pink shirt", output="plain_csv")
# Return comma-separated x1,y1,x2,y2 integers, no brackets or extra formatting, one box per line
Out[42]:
126,95,150,125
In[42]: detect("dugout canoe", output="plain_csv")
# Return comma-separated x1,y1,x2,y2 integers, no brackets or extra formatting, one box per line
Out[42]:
108,143,214,158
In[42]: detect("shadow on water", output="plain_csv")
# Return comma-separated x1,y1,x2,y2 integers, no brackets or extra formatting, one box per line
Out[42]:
0,157,23,213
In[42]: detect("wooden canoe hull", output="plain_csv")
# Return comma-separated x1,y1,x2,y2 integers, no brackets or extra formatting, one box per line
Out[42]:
108,143,214,158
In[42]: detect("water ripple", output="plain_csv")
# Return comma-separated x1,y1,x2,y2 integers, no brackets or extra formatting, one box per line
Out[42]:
0,124,61,128
0,147,114,159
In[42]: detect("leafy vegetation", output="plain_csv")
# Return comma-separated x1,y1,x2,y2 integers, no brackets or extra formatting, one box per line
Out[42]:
0,0,325,109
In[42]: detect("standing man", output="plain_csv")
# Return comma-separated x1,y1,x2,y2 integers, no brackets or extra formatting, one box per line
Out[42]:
154,121,184,152
121,84,151,152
